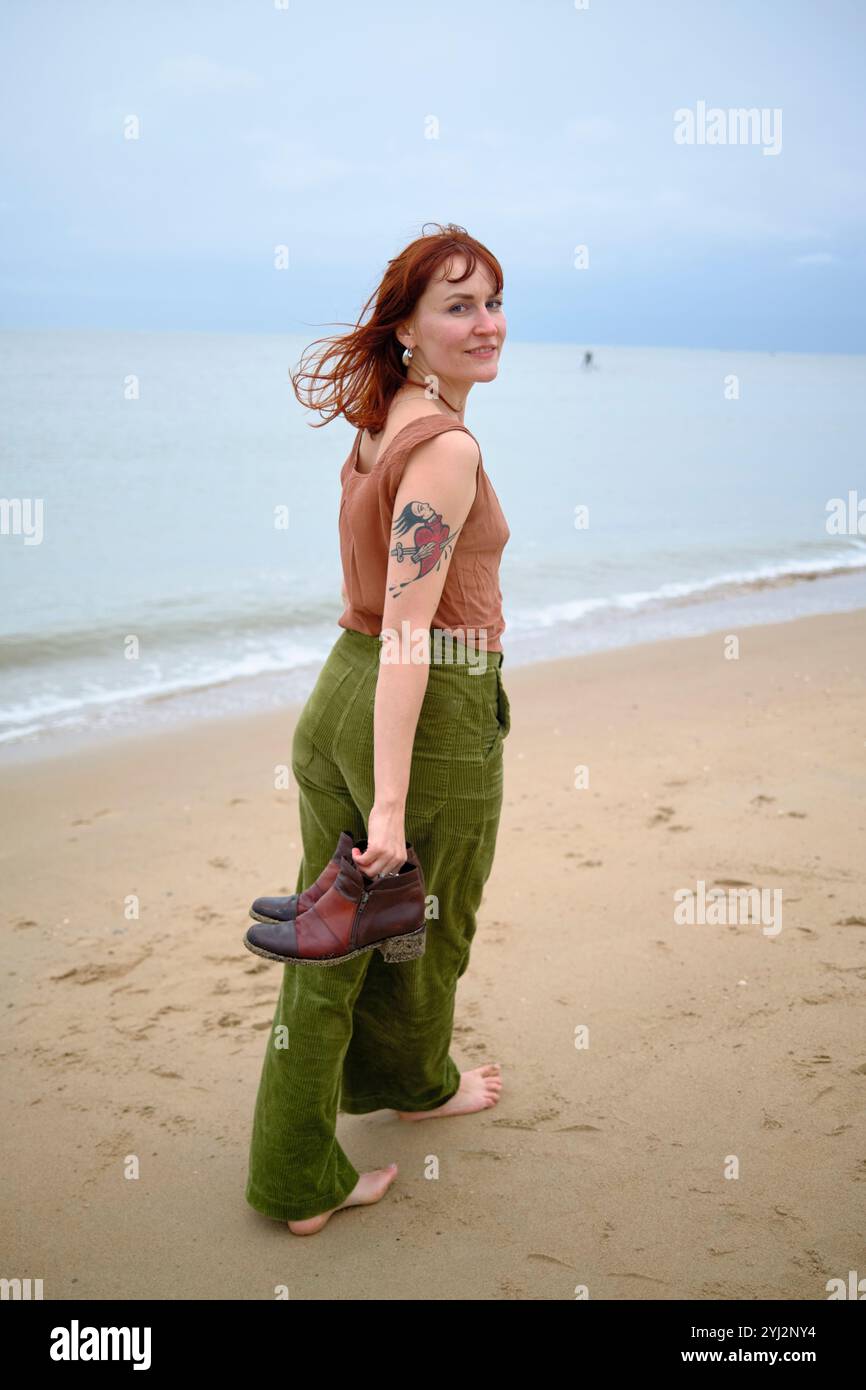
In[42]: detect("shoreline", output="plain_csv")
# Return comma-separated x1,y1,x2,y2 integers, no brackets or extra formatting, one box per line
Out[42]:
2,578,865,769
2,605,865,1298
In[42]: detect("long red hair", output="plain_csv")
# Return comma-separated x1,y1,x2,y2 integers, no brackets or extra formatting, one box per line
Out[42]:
290,222,503,436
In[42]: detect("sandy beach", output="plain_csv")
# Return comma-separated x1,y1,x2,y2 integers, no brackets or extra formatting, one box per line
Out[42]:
2,606,864,1301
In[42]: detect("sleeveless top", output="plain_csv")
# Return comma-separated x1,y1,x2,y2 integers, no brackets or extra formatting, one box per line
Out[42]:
337,415,510,652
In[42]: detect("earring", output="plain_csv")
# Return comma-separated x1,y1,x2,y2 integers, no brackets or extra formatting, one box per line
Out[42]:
402,345,414,367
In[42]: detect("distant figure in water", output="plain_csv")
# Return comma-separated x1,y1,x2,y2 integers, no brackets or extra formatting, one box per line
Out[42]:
583,349,594,369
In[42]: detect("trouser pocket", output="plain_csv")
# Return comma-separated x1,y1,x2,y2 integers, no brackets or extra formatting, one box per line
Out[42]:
495,666,511,739
406,682,467,822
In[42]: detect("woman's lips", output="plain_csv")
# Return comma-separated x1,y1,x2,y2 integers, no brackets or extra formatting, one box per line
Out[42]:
466,346,497,356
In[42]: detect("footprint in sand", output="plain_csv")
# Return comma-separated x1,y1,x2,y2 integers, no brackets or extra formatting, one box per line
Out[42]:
194,906,224,924
647,806,675,826
70,809,115,826
208,856,231,869
51,956,150,985
499,1278,526,1298
492,1106,561,1131
159,1114,195,1134
792,1053,833,1076
527,1253,578,1271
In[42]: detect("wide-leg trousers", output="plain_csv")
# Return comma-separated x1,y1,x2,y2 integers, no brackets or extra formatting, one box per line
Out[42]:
244,627,511,1222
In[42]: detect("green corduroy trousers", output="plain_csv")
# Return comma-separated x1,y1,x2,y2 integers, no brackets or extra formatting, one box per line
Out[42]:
244,626,511,1222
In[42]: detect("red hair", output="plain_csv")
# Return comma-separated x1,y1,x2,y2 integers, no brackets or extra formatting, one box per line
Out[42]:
290,222,503,435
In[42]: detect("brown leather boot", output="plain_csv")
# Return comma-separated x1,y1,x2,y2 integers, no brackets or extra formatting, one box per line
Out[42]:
243,848,427,967
249,830,355,924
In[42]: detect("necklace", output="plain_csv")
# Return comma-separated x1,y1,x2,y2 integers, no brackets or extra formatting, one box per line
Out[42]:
395,383,463,422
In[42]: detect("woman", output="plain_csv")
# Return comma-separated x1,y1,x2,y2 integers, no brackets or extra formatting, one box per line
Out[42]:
244,223,512,1236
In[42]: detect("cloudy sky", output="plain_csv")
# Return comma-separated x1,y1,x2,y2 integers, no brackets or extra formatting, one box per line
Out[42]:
1,0,863,350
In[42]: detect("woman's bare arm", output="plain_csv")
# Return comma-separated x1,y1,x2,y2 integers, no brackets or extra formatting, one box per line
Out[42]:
351,429,480,876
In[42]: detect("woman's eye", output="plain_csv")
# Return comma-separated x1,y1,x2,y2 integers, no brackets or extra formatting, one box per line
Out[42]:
449,299,504,313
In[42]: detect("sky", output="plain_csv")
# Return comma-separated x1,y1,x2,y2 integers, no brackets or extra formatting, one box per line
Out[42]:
1,0,864,351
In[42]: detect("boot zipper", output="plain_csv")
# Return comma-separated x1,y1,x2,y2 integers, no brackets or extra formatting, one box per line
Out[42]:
351,888,370,947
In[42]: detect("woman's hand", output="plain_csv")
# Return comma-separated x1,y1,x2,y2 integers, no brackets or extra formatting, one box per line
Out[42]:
351,802,407,879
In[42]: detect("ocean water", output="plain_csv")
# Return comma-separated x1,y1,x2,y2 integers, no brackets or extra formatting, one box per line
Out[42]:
1,329,864,762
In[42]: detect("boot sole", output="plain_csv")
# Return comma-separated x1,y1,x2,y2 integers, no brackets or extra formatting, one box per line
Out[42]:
242,922,427,967
248,907,298,925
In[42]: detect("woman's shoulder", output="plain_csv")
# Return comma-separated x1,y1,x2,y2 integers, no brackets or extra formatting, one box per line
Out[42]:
369,399,444,441
360,405,480,475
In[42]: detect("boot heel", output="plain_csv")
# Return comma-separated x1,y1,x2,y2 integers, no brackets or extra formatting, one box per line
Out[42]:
378,924,426,963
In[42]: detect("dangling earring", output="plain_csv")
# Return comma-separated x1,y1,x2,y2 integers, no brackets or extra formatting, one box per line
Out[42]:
402,345,414,367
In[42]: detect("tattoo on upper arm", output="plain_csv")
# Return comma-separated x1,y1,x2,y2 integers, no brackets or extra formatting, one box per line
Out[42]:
388,501,464,598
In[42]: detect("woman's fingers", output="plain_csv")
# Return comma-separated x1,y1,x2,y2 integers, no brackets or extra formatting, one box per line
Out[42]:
351,847,402,877
351,847,382,875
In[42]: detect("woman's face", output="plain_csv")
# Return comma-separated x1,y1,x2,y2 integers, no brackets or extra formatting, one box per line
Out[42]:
403,254,506,392
410,501,436,522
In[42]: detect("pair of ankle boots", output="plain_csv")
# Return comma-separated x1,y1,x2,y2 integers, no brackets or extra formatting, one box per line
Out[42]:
243,831,428,967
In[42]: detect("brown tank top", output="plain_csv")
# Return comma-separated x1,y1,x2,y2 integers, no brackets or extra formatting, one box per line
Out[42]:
337,415,510,651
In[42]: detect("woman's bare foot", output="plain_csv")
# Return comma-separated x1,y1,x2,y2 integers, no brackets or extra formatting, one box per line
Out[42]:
396,1064,503,1121
287,1163,398,1236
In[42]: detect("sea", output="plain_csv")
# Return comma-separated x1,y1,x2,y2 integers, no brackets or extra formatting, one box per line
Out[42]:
1,329,864,764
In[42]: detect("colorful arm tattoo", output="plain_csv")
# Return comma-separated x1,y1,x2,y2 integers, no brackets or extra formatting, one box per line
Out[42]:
388,500,464,599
